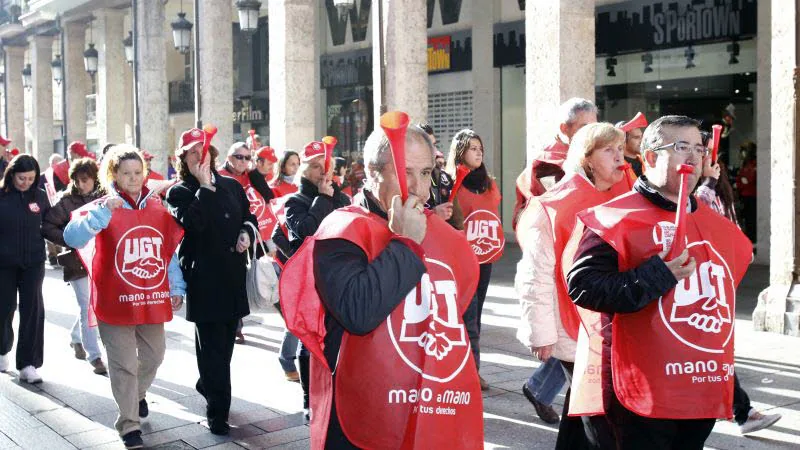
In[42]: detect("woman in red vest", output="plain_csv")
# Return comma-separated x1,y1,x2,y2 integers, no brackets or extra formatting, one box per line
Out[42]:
516,123,628,448
64,145,185,450
445,129,503,391
270,150,300,198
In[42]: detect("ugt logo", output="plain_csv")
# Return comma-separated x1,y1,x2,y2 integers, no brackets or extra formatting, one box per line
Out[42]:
114,226,167,290
464,210,504,263
246,186,266,221
658,240,735,354
388,258,470,383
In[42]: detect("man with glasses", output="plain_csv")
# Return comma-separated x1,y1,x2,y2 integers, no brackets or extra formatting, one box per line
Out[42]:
219,142,252,186
566,115,752,448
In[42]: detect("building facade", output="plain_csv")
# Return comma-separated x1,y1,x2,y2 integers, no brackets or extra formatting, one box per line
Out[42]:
0,0,796,335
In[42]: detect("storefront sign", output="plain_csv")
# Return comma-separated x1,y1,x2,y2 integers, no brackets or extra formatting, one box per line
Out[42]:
233,99,267,124
321,49,373,89
325,0,370,46
427,31,471,74
597,0,757,55
493,21,525,67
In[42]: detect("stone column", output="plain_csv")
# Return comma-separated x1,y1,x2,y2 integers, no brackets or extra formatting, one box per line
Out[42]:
63,21,88,144
95,10,127,147
4,46,25,146
29,35,54,168
525,0,595,162
756,0,800,336
135,0,169,174
198,0,233,147
472,0,500,172
269,0,317,151
372,0,428,123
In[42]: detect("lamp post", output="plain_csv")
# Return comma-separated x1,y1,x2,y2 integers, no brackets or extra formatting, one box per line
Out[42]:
21,63,31,90
235,0,261,36
51,54,63,85
83,44,98,78
123,31,133,65
171,12,193,54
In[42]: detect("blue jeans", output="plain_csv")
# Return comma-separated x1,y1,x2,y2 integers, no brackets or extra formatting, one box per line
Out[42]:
278,331,300,373
525,357,567,406
69,277,102,362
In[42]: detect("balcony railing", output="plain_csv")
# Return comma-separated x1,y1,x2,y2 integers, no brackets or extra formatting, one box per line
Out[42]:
169,80,194,114
85,93,96,123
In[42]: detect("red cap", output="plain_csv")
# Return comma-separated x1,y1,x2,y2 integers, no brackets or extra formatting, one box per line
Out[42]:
177,128,205,156
0,135,11,146
301,141,326,162
256,146,278,163
141,150,155,161
69,141,95,159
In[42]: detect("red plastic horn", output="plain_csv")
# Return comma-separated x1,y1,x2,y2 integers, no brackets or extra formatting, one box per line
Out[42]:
618,163,633,190
449,164,471,203
248,129,257,152
620,112,648,133
667,164,696,259
202,124,218,164
710,124,723,164
322,136,337,174
380,111,410,201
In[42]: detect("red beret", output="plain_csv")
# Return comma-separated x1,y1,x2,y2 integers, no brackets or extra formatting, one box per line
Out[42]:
0,135,11,146
176,128,205,156
141,150,155,161
301,141,326,162
69,141,95,159
256,146,277,163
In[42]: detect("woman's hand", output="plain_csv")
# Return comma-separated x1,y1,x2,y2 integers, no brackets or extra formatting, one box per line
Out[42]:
190,156,212,186
531,345,553,362
104,197,124,211
170,295,184,311
702,156,721,180
236,230,251,253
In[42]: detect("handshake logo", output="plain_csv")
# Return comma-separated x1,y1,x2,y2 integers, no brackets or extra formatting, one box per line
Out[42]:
465,210,504,263
115,226,167,290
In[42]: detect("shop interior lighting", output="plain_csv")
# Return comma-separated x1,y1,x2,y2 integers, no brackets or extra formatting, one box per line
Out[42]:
605,57,617,77
685,45,696,69
727,41,740,64
656,84,663,90
642,52,653,73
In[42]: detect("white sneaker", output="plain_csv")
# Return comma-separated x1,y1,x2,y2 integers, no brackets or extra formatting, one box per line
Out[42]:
740,410,782,434
0,353,8,373
19,366,42,384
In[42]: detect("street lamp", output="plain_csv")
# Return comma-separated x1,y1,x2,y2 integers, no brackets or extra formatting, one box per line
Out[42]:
235,0,261,35
123,31,134,65
333,0,355,20
51,54,63,85
21,63,31,90
83,43,98,77
171,12,193,54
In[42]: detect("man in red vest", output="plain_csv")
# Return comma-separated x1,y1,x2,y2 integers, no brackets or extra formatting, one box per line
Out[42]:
218,142,252,186
567,115,752,448
279,123,483,449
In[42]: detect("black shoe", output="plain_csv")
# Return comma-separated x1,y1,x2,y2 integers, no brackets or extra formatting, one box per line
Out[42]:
138,399,149,418
122,430,143,449
522,384,560,424
208,418,230,435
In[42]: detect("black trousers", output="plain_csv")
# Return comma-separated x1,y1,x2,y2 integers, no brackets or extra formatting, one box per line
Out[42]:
463,263,492,369
0,265,45,370
555,361,615,450
194,320,238,421
607,390,715,450
733,372,751,425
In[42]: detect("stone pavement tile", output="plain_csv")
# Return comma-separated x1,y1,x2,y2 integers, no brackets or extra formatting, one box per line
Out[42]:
172,394,209,417
484,391,560,433
151,440,196,449
2,424,77,449
63,427,121,449
479,362,516,376
228,408,281,427
483,411,558,450
204,443,245,450
140,411,197,435
0,431,19,449
85,441,124,450
87,411,118,430
140,423,210,448
182,424,263,449
58,392,119,417
0,397,46,436
706,405,800,449
6,389,65,415
251,413,305,433
270,438,310,449
491,341,534,357
483,367,535,385
235,425,309,448
480,350,538,371
36,407,105,436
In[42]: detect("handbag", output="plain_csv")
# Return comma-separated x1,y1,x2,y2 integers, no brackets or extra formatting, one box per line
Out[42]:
244,222,279,313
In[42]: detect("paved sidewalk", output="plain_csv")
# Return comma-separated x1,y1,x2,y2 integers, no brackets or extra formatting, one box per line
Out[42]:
0,246,797,449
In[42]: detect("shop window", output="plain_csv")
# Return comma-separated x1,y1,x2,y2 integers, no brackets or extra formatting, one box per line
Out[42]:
428,90,473,153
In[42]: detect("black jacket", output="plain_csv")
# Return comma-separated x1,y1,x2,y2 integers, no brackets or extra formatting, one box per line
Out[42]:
284,177,350,256
248,169,275,203
313,191,427,371
42,190,102,281
0,187,50,269
165,172,257,323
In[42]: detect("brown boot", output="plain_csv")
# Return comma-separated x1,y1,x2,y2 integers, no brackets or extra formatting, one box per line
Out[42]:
91,358,108,375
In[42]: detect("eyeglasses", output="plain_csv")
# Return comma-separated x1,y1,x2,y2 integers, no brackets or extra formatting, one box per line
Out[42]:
651,141,709,156
232,154,251,161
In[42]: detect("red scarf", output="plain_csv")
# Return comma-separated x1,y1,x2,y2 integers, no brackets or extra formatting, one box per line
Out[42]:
114,184,150,210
